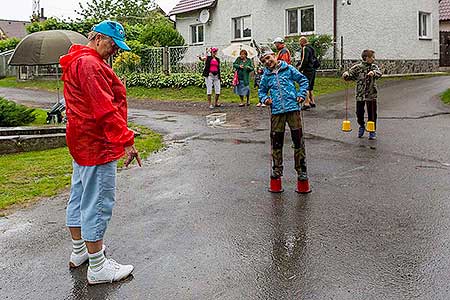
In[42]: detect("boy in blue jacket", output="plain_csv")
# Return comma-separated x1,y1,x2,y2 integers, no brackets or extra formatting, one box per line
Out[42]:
258,48,310,192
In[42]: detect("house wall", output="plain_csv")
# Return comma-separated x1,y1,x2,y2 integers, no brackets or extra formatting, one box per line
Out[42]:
175,0,332,60
174,0,440,73
337,0,439,61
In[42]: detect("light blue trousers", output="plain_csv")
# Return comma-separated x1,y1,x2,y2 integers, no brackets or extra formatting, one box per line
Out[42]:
66,160,117,242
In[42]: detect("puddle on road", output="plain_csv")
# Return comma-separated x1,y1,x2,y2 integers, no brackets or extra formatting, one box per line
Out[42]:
154,116,177,123
193,136,266,145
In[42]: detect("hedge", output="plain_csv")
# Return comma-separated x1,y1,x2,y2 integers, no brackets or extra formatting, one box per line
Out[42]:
125,70,235,89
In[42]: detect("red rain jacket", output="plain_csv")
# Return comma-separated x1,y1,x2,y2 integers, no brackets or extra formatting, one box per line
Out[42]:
60,45,134,166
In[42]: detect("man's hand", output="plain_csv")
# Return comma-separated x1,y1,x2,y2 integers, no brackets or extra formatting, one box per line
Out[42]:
264,98,272,105
367,71,375,77
124,145,142,167
297,97,304,103
239,64,244,69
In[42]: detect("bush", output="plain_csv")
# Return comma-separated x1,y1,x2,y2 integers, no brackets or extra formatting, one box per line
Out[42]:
0,38,20,52
140,19,184,47
0,97,36,126
125,70,235,89
284,34,333,63
113,52,141,74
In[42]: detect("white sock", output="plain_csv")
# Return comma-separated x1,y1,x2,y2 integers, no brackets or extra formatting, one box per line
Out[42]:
72,239,86,255
88,249,106,272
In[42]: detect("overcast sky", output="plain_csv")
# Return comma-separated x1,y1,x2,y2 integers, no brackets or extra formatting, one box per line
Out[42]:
0,0,179,21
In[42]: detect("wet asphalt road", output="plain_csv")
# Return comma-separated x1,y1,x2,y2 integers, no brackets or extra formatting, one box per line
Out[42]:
1,76,450,299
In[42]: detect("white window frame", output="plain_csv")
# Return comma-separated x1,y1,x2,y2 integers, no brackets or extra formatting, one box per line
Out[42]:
286,6,315,36
232,15,252,41
191,24,204,45
418,11,432,40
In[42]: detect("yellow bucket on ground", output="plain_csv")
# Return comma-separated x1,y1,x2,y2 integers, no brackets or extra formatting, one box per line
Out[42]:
366,121,375,132
341,120,352,132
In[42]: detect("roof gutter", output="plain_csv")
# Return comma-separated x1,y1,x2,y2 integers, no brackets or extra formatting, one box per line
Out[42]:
168,0,218,17
333,0,337,63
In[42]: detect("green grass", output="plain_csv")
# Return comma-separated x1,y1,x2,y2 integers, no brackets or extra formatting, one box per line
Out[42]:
442,89,450,105
0,77,62,92
31,108,48,125
0,123,163,213
128,77,354,104
0,76,353,104
1,74,446,104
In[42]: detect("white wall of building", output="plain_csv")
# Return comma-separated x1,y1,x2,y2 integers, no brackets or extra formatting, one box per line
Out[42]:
174,0,439,62
337,0,439,60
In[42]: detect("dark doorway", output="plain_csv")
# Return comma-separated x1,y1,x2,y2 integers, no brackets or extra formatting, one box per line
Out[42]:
440,31,450,67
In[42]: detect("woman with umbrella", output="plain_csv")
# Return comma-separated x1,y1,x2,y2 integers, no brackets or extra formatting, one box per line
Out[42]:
233,49,254,107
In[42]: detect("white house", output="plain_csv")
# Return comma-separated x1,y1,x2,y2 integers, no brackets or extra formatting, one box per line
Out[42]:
169,0,440,74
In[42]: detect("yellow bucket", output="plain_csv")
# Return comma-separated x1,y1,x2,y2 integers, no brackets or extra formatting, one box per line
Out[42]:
341,120,352,132
366,121,375,132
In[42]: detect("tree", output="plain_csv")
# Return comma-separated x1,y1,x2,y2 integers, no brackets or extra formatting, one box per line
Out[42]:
140,19,185,47
26,17,98,36
76,0,157,25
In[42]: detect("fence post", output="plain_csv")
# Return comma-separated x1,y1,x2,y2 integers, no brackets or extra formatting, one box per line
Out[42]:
163,46,169,75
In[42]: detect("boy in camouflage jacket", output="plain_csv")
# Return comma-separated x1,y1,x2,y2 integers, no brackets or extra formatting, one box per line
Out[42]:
342,49,382,140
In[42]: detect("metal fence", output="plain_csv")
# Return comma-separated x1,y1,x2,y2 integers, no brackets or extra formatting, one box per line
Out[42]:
140,47,164,73
132,43,341,75
0,50,16,78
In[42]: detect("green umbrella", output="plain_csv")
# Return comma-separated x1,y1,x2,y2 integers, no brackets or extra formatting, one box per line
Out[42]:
8,30,88,66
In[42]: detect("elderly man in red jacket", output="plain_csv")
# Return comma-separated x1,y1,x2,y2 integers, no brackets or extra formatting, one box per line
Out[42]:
60,20,141,285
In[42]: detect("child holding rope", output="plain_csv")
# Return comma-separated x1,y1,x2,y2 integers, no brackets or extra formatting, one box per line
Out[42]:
342,49,382,140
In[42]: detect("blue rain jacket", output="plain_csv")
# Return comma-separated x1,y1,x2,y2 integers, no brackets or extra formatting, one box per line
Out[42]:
258,61,309,115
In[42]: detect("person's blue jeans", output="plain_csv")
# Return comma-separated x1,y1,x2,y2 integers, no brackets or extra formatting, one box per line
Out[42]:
66,160,117,242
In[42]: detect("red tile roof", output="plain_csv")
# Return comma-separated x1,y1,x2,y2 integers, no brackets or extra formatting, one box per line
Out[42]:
169,0,216,16
441,0,450,21
0,19,30,39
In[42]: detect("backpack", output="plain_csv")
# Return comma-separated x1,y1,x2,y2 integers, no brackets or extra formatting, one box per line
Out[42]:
307,45,320,69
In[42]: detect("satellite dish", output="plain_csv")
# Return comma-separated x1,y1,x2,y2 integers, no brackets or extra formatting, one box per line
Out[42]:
199,9,210,24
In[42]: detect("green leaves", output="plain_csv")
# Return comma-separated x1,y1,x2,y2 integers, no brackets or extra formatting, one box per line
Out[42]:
0,97,36,127
140,20,185,47
75,0,157,25
0,38,20,52
125,70,235,89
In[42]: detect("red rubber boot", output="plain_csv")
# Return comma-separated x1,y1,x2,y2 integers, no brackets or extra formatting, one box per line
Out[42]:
269,177,283,193
296,178,311,194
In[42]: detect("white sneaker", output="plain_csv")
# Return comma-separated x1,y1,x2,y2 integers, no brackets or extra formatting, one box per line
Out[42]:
256,103,262,107
69,245,106,268
87,258,134,285
261,103,267,107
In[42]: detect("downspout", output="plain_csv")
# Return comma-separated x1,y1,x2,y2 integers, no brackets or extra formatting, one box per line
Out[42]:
333,0,337,63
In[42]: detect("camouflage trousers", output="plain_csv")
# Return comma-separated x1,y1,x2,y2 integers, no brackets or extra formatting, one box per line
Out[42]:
270,111,307,178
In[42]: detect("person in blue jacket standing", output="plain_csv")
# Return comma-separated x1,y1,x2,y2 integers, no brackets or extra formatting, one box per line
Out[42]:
258,48,310,192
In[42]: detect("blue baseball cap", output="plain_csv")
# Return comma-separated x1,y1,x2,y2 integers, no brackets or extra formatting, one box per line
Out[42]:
92,20,131,51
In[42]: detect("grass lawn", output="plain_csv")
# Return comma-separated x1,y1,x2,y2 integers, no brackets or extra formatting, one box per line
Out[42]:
0,76,353,104
1,74,446,105
0,123,163,214
31,108,48,125
127,77,355,104
0,76,62,92
441,89,450,105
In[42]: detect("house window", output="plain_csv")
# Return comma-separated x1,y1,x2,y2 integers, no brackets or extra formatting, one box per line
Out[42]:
418,12,431,39
287,7,314,35
191,24,204,44
232,15,252,40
